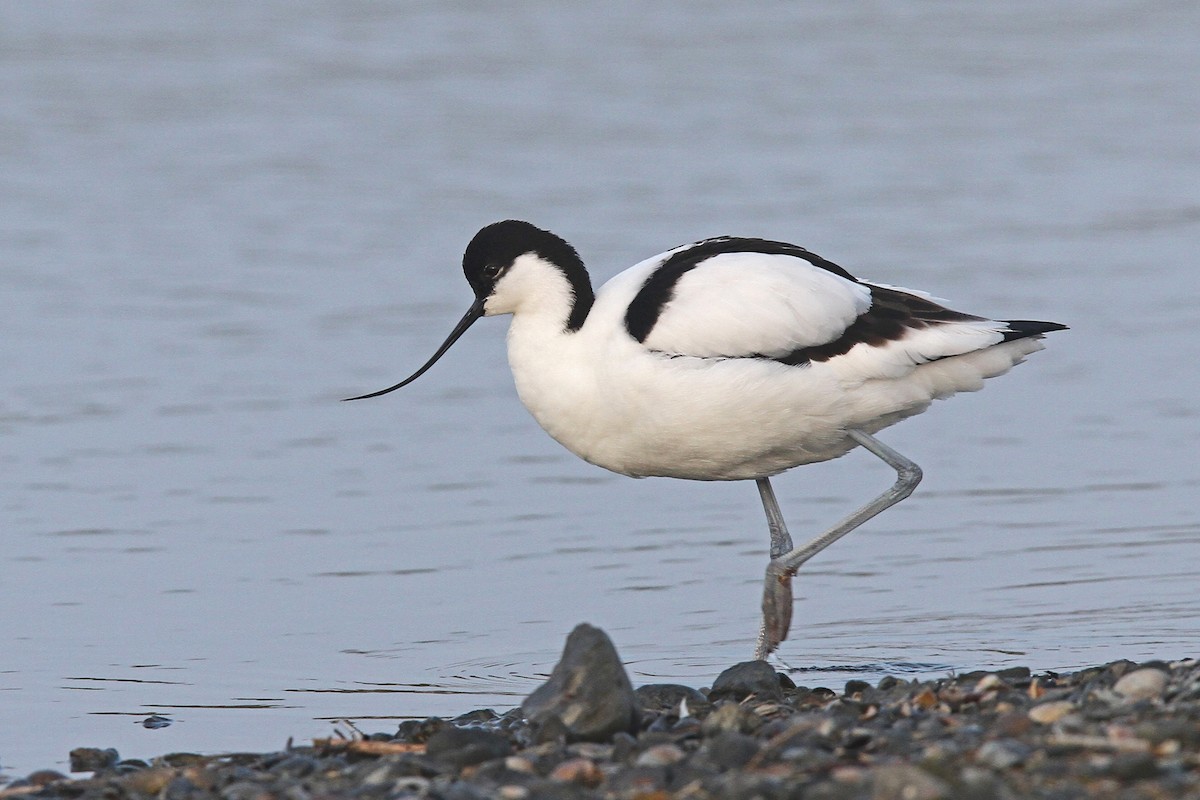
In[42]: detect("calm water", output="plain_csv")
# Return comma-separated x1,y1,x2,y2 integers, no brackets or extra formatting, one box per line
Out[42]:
2,0,1198,777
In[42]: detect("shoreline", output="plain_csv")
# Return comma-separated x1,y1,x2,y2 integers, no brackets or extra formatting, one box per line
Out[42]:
4,641,1197,800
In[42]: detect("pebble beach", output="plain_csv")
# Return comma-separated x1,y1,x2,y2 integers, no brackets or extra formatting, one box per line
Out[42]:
5,625,1197,800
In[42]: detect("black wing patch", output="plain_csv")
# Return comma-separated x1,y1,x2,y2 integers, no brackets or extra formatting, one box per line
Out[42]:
624,237,858,344
773,287,1067,367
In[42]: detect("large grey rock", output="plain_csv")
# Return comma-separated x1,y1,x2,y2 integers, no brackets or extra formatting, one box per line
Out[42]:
522,623,640,742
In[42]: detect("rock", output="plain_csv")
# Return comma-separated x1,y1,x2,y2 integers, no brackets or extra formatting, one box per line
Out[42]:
973,673,1005,693
122,767,175,795
701,702,764,736
548,757,603,786
870,763,950,800
634,743,687,767
26,770,69,787
425,726,512,771
634,683,708,713
975,738,1033,769
1028,700,1075,725
709,660,784,702
1104,752,1159,781
699,731,761,771
395,717,446,743
1113,668,1168,700
992,711,1032,738
521,623,639,742
68,747,119,773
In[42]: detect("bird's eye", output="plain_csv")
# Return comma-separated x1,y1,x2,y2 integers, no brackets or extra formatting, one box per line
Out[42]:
482,262,505,280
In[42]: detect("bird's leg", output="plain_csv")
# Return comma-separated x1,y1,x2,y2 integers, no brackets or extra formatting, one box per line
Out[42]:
756,477,793,559
753,429,923,661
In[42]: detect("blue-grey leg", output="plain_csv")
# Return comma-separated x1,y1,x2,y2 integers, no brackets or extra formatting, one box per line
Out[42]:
756,477,793,559
754,429,923,661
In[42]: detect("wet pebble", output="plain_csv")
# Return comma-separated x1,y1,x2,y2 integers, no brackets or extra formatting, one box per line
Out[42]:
68,746,120,772
709,659,784,702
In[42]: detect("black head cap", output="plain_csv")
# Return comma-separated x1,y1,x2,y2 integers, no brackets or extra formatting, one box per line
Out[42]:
462,220,594,330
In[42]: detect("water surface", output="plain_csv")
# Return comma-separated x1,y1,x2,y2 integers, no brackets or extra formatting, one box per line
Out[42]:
2,1,1198,776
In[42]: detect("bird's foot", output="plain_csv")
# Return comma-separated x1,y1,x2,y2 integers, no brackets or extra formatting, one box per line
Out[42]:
753,560,794,660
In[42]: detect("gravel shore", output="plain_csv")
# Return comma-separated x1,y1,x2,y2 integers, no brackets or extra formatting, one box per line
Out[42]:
4,626,1197,800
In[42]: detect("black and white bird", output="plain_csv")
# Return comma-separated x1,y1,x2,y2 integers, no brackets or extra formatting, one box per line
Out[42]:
347,220,1066,659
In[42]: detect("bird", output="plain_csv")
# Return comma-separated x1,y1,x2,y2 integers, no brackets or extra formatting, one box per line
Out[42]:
346,220,1066,660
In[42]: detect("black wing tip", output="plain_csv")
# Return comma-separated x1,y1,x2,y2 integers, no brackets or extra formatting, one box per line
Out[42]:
1001,320,1069,342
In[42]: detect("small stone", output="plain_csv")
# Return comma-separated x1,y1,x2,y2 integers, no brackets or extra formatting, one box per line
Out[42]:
425,726,512,771
973,674,1005,693
870,763,950,800
452,709,499,726
634,683,708,713
1136,718,1200,746
710,661,784,702
975,738,1032,769
503,756,536,775
521,623,640,742
268,755,318,778
221,779,268,800
1028,700,1075,724
361,763,399,786
912,689,938,710
992,711,1032,738
26,770,69,787
1113,668,1168,700
530,713,570,745
497,786,528,800
123,767,175,795
996,666,1031,683
634,743,686,767
700,731,760,770
1105,752,1159,781
393,778,431,796
611,732,638,763
395,717,446,743
158,753,209,768
69,747,120,772
701,702,763,736
549,757,604,786
566,741,613,760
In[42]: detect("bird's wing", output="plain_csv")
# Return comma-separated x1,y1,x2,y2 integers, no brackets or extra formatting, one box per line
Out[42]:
629,239,872,359
627,237,1043,377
